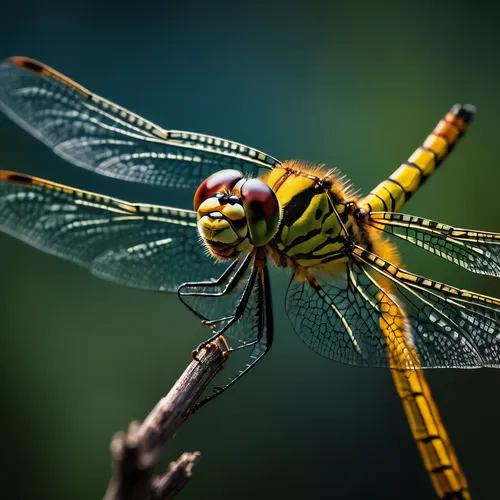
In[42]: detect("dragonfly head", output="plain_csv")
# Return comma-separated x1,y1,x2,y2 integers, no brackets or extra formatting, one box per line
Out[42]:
194,169,280,260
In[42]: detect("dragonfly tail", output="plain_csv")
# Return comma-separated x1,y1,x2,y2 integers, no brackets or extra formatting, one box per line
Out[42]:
369,237,471,499
392,369,471,500
361,104,475,214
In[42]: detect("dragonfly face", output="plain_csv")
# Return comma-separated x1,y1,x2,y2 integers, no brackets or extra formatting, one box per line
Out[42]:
194,169,280,260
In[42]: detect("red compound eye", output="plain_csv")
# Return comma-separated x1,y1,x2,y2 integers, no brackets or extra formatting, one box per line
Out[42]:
240,179,280,246
194,169,244,211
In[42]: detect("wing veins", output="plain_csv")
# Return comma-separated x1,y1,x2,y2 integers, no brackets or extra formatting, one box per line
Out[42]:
0,56,281,190
354,246,487,365
369,212,500,276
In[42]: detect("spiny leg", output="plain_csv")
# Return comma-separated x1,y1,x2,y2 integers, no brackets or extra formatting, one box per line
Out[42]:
178,254,252,317
193,264,274,412
178,254,253,358
193,266,258,356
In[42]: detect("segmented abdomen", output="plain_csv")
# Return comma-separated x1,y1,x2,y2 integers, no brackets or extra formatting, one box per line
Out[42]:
362,104,475,213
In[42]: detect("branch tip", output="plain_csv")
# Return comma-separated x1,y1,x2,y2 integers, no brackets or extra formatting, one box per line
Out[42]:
103,340,227,500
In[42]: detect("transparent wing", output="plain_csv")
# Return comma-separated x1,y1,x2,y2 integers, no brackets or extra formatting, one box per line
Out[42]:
353,246,500,368
286,249,500,369
369,212,500,277
0,171,224,292
178,253,266,347
0,57,281,190
286,262,402,367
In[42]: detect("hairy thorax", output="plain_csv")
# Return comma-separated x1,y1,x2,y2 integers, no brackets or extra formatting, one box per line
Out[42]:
264,160,369,273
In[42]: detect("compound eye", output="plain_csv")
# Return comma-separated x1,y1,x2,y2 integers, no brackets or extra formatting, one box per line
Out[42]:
194,169,244,211
240,179,280,246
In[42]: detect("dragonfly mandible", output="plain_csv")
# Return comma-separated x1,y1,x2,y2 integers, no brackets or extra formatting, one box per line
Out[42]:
0,56,499,499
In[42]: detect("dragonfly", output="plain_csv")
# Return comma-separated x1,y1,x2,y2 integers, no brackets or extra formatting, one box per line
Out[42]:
1,57,499,500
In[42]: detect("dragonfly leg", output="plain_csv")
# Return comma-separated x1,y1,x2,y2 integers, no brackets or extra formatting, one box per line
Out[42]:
190,263,259,359
193,265,274,412
178,254,252,308
178,255,252,360
192,332,228,360
192,333,272,412
192,325,262,361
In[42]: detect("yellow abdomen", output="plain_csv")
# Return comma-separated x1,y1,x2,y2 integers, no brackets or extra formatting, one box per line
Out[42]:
362,104,475,213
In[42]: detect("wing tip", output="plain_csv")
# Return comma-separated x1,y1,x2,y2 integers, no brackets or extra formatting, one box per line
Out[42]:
6,56,46,73
2,56,91,97
0,171,34,185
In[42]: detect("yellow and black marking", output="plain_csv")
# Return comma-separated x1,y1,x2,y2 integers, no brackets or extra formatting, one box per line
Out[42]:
7,56,169,139
0,56,491,499
5,56,282,169
368,212,500,276
392,369,470,499
362,104,475,213
360,238,472,499
370,212,500,240
265,161,359,269
0,171,198,225
196,201,251,261
375,294,470,498
370,212,500,246
353,245,500,310
354,243,500,499
376,292,471,499
0,171,136,214
168,130,280,168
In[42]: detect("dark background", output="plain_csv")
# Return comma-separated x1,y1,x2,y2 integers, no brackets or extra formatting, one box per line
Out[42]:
0,1,499,499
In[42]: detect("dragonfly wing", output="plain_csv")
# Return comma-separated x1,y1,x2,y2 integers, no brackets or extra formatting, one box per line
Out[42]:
0,57,281,190
286,262,401,367
369,212,500,277
353,246,500,368
0,171,224,292
178,253,268,347
286,248,500,368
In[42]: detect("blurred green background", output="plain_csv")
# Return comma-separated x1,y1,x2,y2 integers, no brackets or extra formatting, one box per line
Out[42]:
1,1,499,499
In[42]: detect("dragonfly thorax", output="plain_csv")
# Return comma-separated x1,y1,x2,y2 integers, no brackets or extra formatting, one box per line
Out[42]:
264,161,363,271
194,169,281,261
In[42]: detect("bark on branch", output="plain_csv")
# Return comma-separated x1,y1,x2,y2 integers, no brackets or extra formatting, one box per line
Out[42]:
103,341,227,500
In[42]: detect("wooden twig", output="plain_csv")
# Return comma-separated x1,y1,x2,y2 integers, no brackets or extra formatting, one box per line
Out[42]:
103,341,227,500
150,452,200,500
